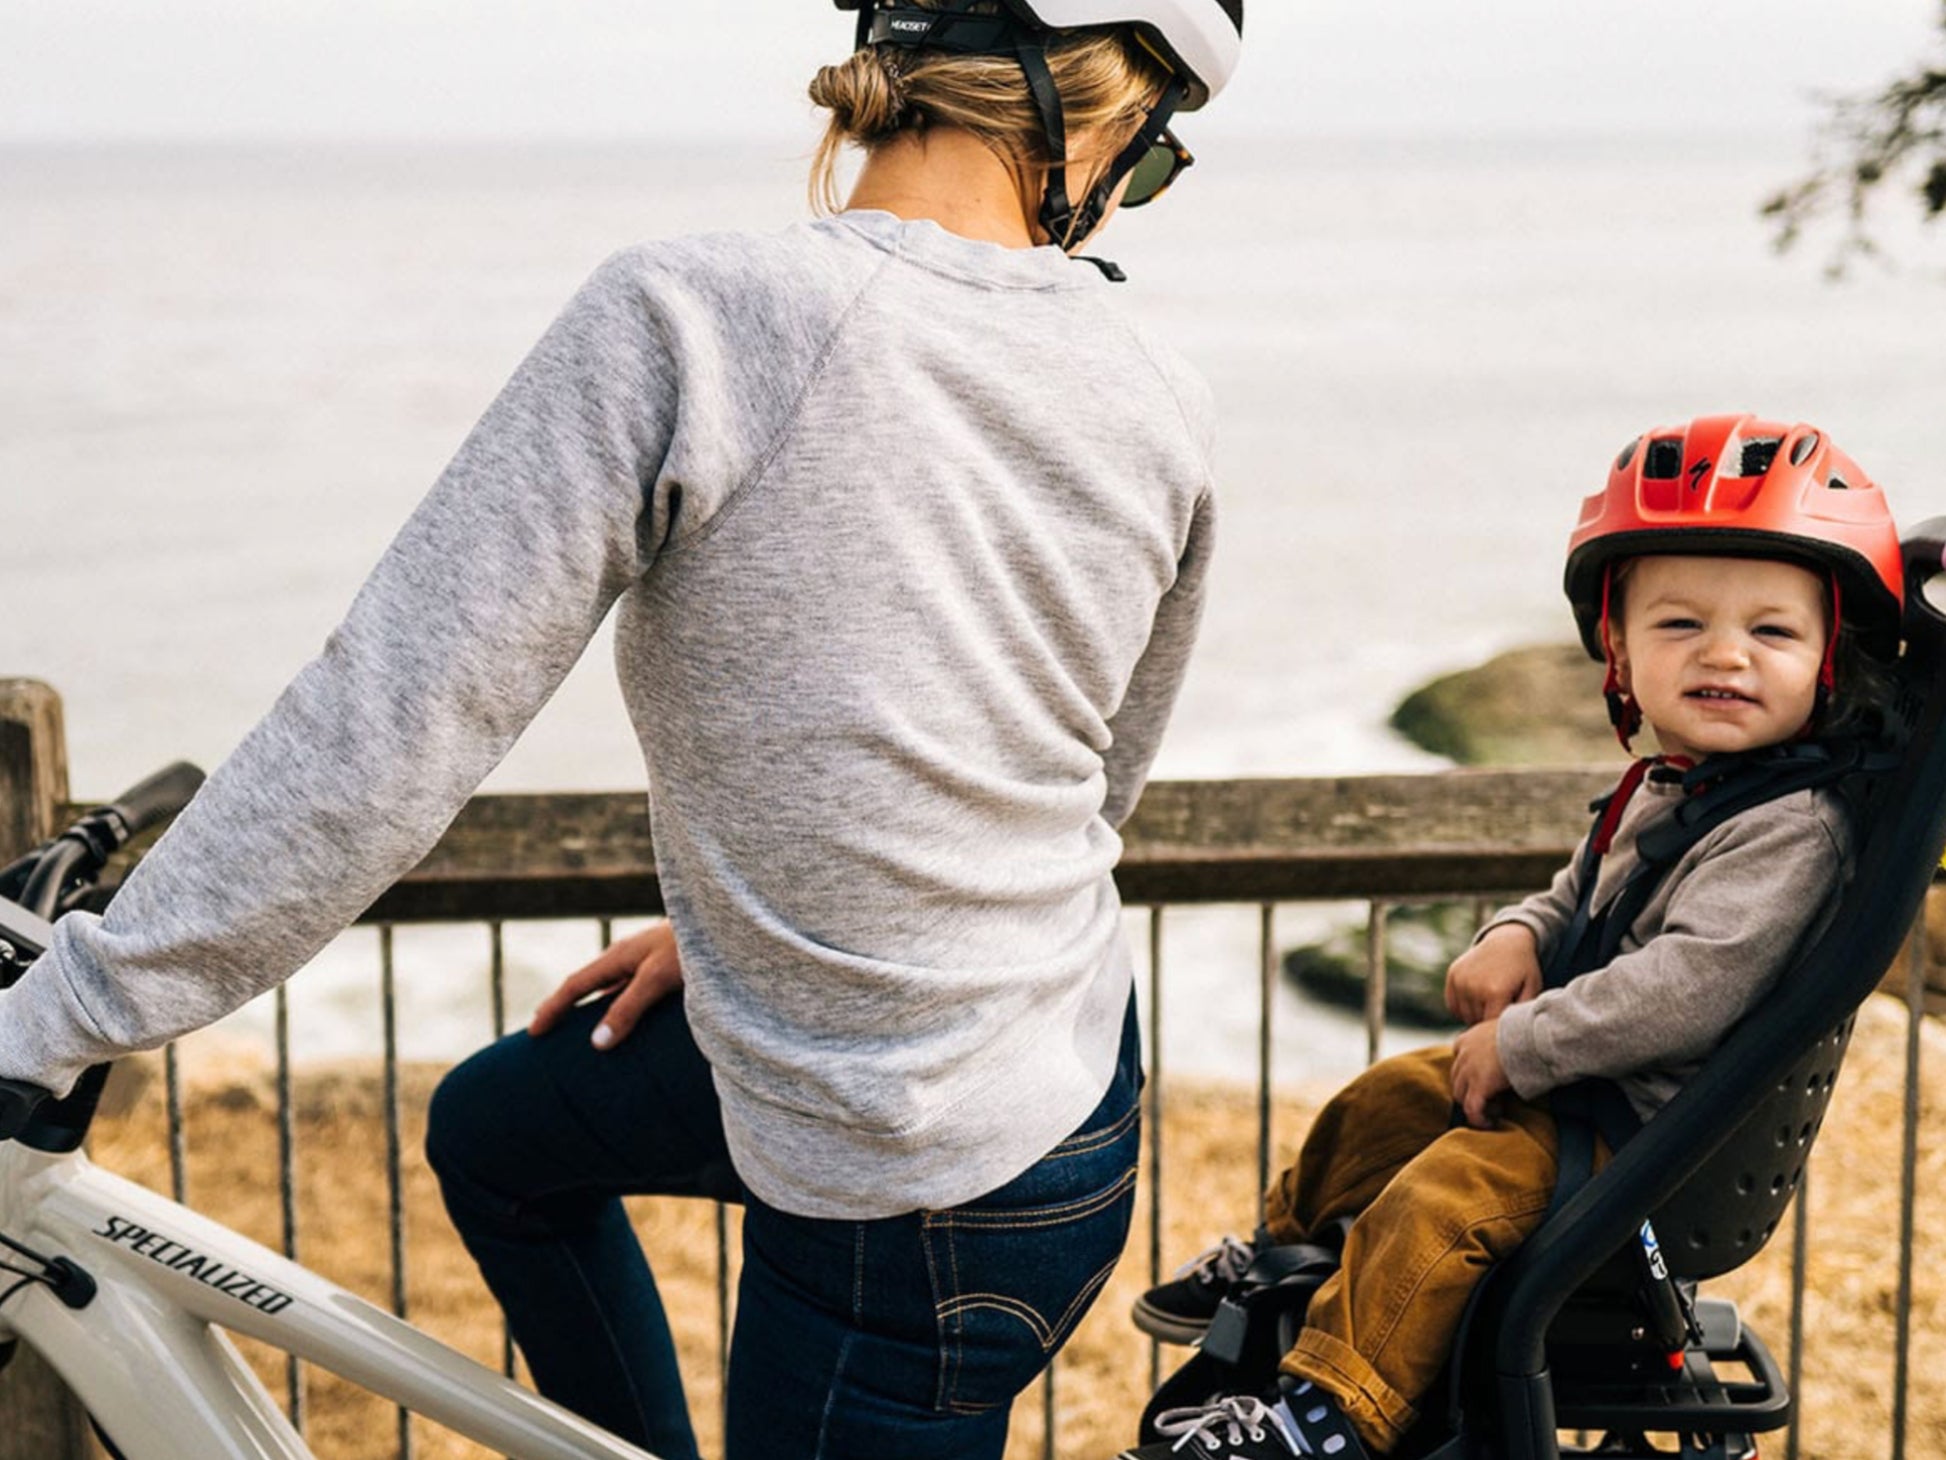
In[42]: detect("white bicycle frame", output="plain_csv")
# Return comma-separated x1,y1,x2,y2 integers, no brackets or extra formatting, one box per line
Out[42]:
0,1132,659,1460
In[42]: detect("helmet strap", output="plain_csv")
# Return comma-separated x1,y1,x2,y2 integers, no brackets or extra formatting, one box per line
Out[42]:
1011,36,1079,245
857,1,1186,263
1599,562,1641,750
1819,573,1842,704
1801,571,1842,737
1018,46,1187,250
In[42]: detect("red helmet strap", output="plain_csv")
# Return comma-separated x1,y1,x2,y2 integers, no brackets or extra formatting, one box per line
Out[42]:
1800,571,1842,737
1820,573,1842,702
1599,562,1641,750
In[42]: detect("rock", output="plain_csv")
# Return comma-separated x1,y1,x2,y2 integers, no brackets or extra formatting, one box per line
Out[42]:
1388,643,1625,768
1282,905,1469,1030
1282,644,1620,1015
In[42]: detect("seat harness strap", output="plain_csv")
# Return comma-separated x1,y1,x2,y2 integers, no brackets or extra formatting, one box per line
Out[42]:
1529,739,1888,1349
1539,738,1888,1219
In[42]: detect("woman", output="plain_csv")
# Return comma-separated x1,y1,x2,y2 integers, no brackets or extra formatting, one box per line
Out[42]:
0,1,1243,1455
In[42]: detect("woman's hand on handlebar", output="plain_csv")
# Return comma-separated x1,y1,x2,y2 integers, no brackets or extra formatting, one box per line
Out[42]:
529,922,684,1051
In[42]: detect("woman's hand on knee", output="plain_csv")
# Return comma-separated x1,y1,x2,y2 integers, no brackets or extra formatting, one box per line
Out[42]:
529,922,685,1049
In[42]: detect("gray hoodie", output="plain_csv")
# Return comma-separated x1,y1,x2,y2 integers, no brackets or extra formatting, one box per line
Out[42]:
0,211,1216,1218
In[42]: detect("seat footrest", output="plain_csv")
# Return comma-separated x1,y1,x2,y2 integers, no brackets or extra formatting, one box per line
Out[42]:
1552,1319,1790,1435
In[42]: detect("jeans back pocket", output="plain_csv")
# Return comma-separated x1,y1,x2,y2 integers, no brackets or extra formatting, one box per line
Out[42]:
922,1091,1140,1414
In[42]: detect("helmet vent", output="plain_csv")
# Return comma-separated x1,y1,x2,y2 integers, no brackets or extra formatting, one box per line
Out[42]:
1643,439,1684,480
1827,474,1852,492
1616,437,1641,472
1735,438,1782,478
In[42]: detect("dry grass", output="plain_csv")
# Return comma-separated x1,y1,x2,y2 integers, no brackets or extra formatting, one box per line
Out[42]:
83,992,1946,1460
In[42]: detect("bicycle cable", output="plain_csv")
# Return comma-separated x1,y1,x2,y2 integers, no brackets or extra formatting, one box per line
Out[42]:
0,1232,95,1309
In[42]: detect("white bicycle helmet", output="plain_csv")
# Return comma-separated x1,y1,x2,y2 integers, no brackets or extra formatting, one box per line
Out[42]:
834,0,1243,251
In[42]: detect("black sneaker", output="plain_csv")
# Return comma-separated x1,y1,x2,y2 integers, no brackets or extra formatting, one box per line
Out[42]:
1131,1233,1259,1344
1116,1395,1304,1458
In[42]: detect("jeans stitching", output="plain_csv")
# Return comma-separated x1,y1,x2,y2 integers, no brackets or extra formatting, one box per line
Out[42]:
933,1233,1127,1346
930,1164,1137,1232
557,1234,658,1446
921,1218,951,1412
926,1166,1135,1411
1044,1100,1139,1159
1048,1253,1121,1345
935,1292,1057,1347
812,1329,857,1460
929,1220,965,1410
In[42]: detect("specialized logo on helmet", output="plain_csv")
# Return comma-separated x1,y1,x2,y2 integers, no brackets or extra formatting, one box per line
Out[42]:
1686,457,1712,494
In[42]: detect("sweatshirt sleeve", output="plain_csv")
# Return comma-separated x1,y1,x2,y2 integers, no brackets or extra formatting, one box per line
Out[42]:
0,252,690,1095
1099,485,1214,829
1495,800,1848,1103
1477,835,1588,966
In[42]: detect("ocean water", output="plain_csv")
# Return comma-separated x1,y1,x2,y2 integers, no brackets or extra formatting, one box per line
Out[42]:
4,134,1944,1079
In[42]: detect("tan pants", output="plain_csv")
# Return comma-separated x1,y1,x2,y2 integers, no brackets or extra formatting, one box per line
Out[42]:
1262,1046,1562,1454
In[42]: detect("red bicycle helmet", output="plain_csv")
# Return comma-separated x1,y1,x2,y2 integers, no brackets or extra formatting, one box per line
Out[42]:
1564,413,1905,744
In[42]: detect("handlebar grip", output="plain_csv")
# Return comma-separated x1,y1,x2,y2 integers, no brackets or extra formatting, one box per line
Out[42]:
105,761,206,840
0,1078,50,1142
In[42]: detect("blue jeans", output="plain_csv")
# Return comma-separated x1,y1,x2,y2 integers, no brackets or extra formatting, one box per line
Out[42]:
425,989,1141,1460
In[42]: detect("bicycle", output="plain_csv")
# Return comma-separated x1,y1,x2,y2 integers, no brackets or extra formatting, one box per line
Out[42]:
0,763,659,1460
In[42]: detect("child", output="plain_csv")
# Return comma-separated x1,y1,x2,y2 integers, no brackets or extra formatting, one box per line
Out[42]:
1120,414,1905,1460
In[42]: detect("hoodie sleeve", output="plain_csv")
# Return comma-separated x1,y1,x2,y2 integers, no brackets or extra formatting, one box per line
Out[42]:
0,252,697,1095
1496,797,1848,1102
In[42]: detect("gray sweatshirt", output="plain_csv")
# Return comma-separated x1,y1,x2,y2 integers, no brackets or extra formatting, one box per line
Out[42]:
1489,772,1852,1121
0,212,1216,1218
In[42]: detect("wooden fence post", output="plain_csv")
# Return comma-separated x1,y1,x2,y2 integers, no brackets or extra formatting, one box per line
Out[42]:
0,680,68,855
0,679,98,1460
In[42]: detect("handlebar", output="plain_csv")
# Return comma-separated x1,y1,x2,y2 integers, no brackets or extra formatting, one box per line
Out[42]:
10,761,205,921
103,760,207,841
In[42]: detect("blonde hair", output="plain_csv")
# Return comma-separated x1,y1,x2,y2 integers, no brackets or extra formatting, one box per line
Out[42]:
807,4,1171,228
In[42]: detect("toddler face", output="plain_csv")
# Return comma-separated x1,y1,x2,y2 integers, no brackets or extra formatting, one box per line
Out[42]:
1610,555,1829,762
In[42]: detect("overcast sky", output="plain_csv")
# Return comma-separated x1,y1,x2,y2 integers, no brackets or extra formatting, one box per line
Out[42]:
3,1,1941,145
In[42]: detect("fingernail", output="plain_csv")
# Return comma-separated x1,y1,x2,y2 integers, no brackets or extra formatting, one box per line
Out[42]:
591,1024,614,1050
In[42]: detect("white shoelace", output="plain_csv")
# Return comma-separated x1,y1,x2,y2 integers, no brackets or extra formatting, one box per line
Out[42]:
1152,1395,1303,1455
1176,1232,1257,1285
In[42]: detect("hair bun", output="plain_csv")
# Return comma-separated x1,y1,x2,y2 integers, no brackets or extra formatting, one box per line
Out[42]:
809,52,907,140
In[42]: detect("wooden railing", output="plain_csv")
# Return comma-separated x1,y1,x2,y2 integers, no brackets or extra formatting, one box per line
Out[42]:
356,768,1619,922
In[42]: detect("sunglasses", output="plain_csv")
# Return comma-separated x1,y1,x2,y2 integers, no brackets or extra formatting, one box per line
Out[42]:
1121,129,1193,208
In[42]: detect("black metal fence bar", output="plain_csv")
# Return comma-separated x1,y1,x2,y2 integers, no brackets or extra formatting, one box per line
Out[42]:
1893,927,1926,1460
490,921,517,1383
716,1203,732,1438
276,982,305,1435
1787,1168,1808,1460
1364,902,1390,1068
163,1041,186,1205
1041,1364,1057,1460
380,924,413,1460
1146,906,1165,1394
1257,903,1275,1212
